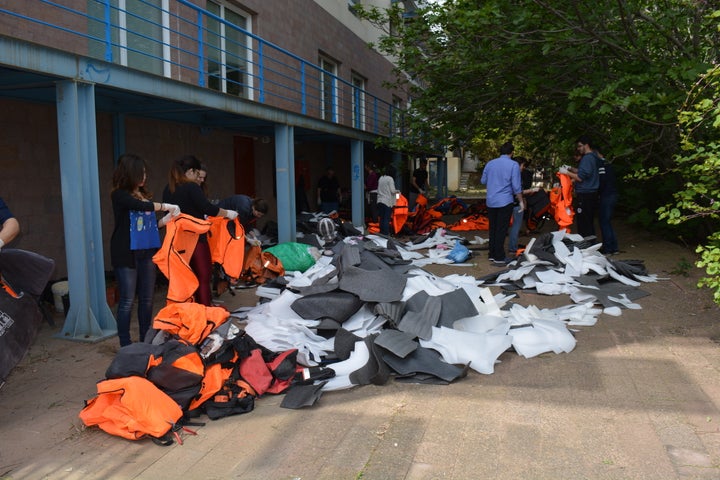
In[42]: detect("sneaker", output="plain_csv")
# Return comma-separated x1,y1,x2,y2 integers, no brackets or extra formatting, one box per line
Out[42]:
491,258,509,266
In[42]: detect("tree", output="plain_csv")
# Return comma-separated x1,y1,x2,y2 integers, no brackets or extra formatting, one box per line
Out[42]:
356,0,720,302
658,62,720,303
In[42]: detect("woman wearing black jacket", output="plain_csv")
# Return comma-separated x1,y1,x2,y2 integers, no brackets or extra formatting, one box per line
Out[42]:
162,155,238,306
110,153,179,346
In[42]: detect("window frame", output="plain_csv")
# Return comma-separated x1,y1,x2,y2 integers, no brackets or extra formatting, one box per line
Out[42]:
206,0,254,99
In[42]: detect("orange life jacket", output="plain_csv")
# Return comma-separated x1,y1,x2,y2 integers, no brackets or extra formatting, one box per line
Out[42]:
79,376,183,441
152,302,230,346
549,173,574,233
241,244,285,285
448,213,490,231
188,361,236,412
152,214,212,303
207,216,246,279
392,194,409,234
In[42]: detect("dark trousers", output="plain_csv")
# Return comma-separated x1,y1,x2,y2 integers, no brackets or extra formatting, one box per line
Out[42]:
114,249,157,346
190,240,213,306
366,192,378,224
575,191,599,238
378,202,392,235
599,193,618,252
487,203,514,261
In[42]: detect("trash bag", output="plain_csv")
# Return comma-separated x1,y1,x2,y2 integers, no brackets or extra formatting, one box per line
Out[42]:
264,242,318,273
446,240,470,263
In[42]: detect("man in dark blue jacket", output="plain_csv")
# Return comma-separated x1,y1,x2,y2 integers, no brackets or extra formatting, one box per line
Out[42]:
563,135,600,238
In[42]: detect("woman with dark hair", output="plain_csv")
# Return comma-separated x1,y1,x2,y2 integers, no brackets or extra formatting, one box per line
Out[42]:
110,153,180,346
162,154,238,306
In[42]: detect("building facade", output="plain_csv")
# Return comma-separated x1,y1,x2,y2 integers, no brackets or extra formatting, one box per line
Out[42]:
0,0,410,339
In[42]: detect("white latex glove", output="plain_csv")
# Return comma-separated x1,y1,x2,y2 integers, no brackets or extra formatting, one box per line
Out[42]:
225,209,239,220
0,238,4,251
163,203,181,217
531,187,540,193
247,237,261,247
158,211,173,228
558,166,569,175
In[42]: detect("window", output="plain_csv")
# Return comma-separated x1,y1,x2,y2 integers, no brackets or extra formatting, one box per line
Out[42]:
206,1,253,99
351,73,366,130
392,95,403,135
319,57,338,122
88,0,168,76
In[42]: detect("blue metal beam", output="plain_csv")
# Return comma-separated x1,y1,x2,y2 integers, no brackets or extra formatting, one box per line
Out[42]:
350,140,364,229
0,37,379,143
55,80,115,342
112,112,125,165
274,124,296,243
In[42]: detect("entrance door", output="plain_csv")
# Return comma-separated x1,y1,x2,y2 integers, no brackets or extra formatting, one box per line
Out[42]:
233,136,255,196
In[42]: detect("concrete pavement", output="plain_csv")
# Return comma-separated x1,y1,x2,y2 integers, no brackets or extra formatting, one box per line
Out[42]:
2,223,720,479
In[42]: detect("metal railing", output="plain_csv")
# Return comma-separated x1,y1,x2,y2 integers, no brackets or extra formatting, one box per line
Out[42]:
0,0,404,137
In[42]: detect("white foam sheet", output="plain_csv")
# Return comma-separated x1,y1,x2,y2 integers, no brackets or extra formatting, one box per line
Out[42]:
420,326,513,375
476,287,503,316
607,267,642,287
469,236,488,245
569,286,598,304
402,271,460,299
548,302,602,326
244,289,333,366
453,314,509,334
535,269,574,285
342,304,386,336
397,247,425,261
552,235,573,264
401,228,461,251
286,257,337,288
508,318,577,358
535,282,572,296
563,247,585,277
244,312,332,366
603,306,623,316
320,340,371,391
496,264,536,283
607,293,642,310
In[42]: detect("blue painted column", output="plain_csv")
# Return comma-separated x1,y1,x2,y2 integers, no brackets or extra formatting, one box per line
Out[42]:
350,140,364,229
112,112,126,166
274,124,296,243
55,80,116,342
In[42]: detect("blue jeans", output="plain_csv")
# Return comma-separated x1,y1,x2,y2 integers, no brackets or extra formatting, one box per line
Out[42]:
507,204,524,256
114,249,157,346
378,202,392,235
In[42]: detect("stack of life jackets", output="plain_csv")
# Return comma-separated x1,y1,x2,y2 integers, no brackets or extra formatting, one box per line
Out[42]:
79,302,300,445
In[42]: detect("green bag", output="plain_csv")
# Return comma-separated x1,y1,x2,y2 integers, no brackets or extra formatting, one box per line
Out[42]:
264,242,317,272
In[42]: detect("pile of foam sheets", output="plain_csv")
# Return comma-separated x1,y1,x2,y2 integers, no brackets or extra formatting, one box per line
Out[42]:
235,229,660,407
